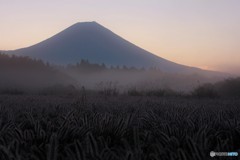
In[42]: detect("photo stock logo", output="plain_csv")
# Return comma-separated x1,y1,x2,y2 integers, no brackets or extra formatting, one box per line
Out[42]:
210,151,238,157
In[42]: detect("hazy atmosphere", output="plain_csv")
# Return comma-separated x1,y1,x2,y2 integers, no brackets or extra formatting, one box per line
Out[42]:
1,1,240,159
1,0,240,74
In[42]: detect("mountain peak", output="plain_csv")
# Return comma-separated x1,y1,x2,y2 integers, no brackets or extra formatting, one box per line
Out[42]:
71,21,101,28
75,21,98,24
64,21,106,34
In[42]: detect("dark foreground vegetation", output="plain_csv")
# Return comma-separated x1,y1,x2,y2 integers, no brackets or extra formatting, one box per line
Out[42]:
0,93,240,160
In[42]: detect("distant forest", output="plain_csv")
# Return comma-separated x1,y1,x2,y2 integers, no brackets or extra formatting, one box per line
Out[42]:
0,53,164,94
1,53,240,98
0,53,152,72
0,53,50,70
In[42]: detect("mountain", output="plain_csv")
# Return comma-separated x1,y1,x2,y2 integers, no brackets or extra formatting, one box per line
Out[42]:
5,21,221,74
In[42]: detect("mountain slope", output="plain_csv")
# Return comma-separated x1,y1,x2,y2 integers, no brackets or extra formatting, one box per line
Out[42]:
6,22,217,74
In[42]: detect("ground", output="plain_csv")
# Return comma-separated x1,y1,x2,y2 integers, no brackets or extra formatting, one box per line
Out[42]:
0,94,239,160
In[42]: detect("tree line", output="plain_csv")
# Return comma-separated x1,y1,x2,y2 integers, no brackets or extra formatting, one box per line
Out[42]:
0,53,159,72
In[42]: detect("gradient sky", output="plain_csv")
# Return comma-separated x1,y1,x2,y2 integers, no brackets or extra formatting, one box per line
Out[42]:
1,0,240,74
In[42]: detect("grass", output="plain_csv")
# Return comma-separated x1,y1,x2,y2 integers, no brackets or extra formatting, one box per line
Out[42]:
0,94,239,160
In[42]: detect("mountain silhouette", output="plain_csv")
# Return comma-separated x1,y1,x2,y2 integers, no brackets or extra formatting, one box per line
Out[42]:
6,22,218,74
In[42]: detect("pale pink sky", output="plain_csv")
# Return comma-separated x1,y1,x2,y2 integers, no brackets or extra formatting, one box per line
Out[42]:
1,0,240,74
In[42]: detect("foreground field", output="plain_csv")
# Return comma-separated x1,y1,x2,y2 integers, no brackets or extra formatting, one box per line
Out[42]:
0,94,239,160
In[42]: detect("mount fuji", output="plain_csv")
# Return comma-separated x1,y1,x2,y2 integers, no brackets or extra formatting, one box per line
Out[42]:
5,22,219,74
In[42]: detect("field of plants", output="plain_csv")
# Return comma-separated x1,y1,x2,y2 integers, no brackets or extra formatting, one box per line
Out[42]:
0,93,239,160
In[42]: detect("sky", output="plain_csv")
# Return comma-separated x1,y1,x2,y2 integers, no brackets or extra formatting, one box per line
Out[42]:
1,0,240,74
